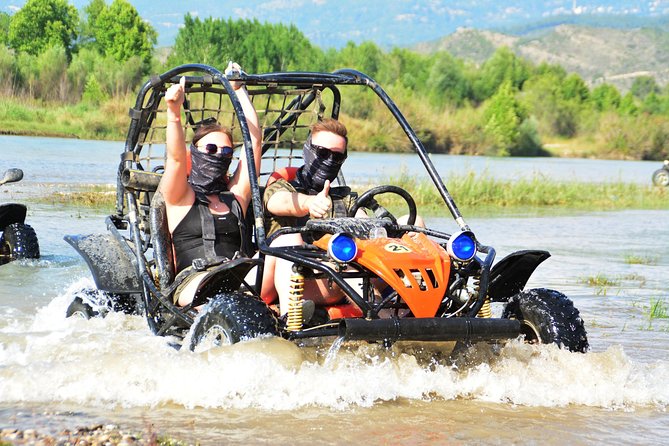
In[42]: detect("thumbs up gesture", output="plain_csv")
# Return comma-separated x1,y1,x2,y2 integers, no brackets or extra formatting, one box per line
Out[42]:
307,180,332,219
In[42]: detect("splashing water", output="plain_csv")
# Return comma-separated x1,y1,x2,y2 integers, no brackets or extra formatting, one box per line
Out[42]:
323,336,345,367
1,281,668,413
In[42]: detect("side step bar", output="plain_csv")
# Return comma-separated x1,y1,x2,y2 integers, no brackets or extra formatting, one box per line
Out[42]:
339,317,522,342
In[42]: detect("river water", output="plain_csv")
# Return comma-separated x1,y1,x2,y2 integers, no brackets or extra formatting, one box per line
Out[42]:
1,136,668,445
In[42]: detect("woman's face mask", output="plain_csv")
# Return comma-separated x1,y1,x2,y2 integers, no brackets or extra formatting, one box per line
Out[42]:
296,136,347,194
188,143,233,196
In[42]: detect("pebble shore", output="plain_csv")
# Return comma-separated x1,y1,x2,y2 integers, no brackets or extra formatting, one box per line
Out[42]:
0,424,191,446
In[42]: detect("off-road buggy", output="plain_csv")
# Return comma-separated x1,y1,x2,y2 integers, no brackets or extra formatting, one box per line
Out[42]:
1,168,40,265
65,63,588,353
652,160,669,187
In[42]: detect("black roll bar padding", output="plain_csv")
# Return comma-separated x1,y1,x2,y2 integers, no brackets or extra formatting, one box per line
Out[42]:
338,316,522,342
333,68,471,233
121,168,162,192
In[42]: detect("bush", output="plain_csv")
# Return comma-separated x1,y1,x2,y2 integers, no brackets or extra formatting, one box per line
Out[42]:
597,113,669,160
82,74,107,105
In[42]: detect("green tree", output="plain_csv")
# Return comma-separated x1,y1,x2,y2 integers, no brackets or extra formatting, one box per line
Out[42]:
8,0,78,57
334,41,387,80
82,73,107,104
483,81,527,156
35,44,68,100
619,92,638,116
168,16,323,73
630,75,660,100
426,51,471,107
641,92,662,115
520,67,580,137
0,12,10,46
92,0,156,65
472,47,530,103
590,83,621,112
380,47,431,92
561,74,589,103
0,45,18,94
78,0,106,48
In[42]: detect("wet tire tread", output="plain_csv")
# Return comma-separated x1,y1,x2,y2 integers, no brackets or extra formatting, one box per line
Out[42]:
502,288,589,353
189,293,279,351
1,223,40,260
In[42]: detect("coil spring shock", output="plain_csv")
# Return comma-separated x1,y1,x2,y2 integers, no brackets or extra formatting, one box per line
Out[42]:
472,275,492,318
286,269,305,332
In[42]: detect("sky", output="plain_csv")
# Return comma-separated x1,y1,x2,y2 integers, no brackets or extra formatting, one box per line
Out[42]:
2,0,669,48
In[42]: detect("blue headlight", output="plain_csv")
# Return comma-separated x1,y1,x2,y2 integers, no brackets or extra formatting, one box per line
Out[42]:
328,233,358,263
447,231,477,262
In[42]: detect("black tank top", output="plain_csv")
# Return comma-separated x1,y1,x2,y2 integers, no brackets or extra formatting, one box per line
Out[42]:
171,202,241,273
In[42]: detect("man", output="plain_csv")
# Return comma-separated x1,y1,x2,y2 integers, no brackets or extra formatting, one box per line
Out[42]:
260,118,351,312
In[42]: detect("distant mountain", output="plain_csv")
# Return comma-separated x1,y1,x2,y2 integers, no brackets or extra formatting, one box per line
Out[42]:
414,24,669,91
1,0,669,49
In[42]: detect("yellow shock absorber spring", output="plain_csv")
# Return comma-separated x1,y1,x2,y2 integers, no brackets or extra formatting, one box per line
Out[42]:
472,275,492,318
477,295,492,318
286,269,305,332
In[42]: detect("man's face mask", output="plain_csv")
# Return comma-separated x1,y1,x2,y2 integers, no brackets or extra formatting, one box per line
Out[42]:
296,136,347,194
188,143,233,196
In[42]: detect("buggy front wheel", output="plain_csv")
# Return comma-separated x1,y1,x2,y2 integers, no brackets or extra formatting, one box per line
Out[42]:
0,223,40,263
502,288,588,353
188,292,279,352
652,168,669,187
66,297,99,319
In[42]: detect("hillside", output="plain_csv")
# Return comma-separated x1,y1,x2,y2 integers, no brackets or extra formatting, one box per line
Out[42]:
414,24,669,91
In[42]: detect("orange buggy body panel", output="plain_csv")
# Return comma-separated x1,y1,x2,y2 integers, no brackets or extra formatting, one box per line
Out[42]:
314,233,451,318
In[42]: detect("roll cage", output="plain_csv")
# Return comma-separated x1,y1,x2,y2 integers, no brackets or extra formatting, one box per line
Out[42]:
113,63,499,336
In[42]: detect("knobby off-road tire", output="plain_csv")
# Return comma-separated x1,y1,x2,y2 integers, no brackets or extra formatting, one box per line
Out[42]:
502,288,589,353
188,292,279,352
65,288,137,319
652,168,669,187
0,223,40,262
66,296,99,319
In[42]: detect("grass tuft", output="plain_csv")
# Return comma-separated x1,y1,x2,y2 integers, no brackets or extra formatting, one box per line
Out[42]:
649,298,669,320
624,255,658,265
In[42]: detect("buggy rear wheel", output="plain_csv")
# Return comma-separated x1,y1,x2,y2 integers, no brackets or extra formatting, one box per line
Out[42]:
188,292,279,352
502,288,588,353
0,223,40,263
652,168,669,187
66,297,99,319
65,288,127,319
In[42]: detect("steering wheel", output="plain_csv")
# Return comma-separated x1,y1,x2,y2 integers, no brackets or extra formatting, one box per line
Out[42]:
348,185,417,226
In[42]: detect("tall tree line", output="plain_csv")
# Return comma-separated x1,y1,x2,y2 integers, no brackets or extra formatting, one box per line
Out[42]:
1,0,668,159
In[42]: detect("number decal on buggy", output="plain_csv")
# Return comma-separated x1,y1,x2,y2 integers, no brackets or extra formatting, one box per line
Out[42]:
385,243,412,253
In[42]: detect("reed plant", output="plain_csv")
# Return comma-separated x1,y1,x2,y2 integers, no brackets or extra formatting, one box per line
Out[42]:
649,298,669,320
361,170,669,216
37,185,116,209
624,254,658,265
0,95,129,140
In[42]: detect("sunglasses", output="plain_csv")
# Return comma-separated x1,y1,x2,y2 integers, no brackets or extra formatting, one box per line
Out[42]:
311,144,347,162
193,143,234,157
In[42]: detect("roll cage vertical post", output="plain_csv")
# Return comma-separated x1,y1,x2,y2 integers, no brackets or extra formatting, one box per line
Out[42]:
333,68,471,233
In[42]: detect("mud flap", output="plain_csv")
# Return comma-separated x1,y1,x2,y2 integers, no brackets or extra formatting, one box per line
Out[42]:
487,250,550,302
0,203,27,228
65,233,142,293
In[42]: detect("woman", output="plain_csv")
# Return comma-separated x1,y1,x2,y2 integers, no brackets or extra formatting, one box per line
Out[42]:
162,62,261,306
